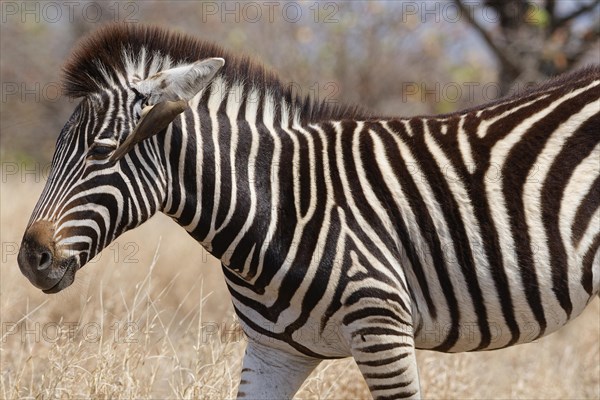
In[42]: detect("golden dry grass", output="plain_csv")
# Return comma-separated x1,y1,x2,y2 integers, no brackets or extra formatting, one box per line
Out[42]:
1,178,598,399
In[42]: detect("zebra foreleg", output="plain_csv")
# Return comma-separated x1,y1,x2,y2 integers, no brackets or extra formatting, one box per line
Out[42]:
236,340,321,399
345,318,421,399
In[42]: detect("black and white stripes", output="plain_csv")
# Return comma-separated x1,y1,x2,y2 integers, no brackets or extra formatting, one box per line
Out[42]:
18,25,599,399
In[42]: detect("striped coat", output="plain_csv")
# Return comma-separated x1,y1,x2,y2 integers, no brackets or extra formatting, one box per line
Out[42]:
18,25,599,399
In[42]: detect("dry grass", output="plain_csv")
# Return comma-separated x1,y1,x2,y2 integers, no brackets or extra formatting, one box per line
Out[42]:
1,178,598,399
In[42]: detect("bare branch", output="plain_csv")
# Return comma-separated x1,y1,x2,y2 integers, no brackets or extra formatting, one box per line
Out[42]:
551,0,600,32
453,0,520,75
546,0,556,28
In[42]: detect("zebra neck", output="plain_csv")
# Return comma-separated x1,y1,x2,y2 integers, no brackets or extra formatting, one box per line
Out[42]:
160,78,305,275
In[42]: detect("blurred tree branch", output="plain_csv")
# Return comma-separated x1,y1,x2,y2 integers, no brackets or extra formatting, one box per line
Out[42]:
453,0,520,78
551,0,600,32
453,0,600,94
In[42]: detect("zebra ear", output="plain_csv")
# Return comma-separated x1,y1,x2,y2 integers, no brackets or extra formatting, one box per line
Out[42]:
111,58,224,162
135,57,225,103
110,99,188,162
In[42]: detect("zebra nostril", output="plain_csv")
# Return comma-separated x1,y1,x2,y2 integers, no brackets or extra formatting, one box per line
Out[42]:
38,250,53,270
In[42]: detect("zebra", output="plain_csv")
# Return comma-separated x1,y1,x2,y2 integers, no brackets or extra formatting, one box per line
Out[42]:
17,24,599,399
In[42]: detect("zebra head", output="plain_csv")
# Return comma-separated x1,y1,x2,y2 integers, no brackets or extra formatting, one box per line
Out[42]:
17,30,224,293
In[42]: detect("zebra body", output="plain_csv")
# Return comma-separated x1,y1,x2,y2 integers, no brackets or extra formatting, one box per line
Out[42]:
17,25,599,399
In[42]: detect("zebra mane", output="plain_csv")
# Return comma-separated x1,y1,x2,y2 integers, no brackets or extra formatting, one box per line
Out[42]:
62,24,369,123
500,65,600,104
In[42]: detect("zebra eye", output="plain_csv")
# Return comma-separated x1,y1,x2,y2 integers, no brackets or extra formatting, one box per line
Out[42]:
87,143,115,160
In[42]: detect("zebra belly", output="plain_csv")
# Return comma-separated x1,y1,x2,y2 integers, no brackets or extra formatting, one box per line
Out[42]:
410,251,600,352
402,140,600,351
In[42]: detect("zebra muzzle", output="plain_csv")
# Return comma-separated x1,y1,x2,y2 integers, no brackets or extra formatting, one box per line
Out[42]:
17,220,77,293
